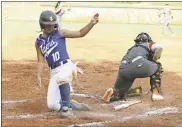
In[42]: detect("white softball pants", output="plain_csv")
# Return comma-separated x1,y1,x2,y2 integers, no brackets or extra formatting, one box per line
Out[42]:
47,60,78,111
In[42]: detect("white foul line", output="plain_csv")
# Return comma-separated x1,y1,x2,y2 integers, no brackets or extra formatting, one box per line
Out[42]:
68,106,182,127
119,107,181,122
3,112,57,119
2,99,31,104
2,93,95,104
2,96,182,126
1,93,95,104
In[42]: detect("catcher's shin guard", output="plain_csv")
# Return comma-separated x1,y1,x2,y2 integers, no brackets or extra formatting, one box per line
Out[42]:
150,62,164,95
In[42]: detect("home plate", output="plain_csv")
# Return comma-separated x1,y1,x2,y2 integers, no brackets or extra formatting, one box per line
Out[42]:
102,99,142,111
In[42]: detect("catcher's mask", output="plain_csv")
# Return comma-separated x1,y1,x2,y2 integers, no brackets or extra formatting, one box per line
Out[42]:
39,10,58,30
134,32,153,44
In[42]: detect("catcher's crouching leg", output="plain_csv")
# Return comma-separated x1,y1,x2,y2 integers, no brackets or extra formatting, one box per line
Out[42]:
150,62,164,101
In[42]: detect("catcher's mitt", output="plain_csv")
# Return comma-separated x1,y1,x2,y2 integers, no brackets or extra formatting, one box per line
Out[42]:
127,86,142,97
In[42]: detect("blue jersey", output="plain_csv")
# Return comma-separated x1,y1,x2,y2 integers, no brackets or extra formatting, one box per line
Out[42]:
36,30,70,67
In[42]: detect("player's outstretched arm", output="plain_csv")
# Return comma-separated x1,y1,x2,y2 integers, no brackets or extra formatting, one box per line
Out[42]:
35,42,44,88
59,13,99,38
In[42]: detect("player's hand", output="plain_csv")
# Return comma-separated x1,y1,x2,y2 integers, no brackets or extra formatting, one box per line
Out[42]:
91,13,99,25
37,76,43,88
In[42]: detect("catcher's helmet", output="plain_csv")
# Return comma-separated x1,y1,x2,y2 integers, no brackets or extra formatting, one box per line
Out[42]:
39,10,58,30
134,32,153,43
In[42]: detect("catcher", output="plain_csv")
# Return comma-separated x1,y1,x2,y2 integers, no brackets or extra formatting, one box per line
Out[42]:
102,32,164,103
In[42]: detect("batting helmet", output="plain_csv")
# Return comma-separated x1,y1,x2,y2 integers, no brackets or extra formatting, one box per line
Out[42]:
39,10,58,30
134,32,153,43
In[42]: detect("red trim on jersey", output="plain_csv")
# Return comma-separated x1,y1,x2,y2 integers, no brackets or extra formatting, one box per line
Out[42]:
148,42,156,50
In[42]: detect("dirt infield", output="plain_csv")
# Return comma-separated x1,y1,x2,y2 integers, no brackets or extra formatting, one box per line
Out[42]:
2,60,182,126
2,2,182,126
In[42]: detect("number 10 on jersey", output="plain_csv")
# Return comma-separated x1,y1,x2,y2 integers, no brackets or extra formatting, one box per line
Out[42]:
52,51,60,62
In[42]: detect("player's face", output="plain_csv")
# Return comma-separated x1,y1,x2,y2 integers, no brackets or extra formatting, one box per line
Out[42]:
44,24,54,33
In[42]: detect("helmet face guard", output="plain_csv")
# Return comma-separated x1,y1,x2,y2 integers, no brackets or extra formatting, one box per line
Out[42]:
39,21,58,30
39,10,58,30
134,32,153,43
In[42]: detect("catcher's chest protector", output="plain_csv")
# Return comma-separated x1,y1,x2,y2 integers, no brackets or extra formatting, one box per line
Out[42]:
123,42,151,61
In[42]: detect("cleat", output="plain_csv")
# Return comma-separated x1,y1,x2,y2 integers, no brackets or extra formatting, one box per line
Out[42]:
70,99,91,111
152,94,164,101
60,107,75,118
102,88,114,103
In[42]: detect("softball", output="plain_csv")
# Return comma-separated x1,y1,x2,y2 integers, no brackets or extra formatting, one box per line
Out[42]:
136,89,140,93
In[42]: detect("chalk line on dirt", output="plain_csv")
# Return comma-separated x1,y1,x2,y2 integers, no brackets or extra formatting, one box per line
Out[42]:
3,112,57,119
4,113,47,119
2,99,32,104
119,106,181,122
3,96,182,126
69,106,182,127
2,93,96,104
3,106,181,121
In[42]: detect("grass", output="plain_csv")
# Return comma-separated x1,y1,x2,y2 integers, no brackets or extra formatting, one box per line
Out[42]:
2,2,182,76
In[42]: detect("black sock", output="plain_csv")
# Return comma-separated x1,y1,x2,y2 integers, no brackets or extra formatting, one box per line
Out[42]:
59,83,70,111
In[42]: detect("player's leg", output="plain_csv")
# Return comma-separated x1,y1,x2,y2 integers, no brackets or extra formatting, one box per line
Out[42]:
131,58,159,78
56,63,74,118
47,74,62,111
112,58,158,99
160,22,165,36
58,83,73,117
134,58,164,101
150,62,164,101
57,61,87,113
102,63,135,103
125,57,163,101
69,83,74,93
158,17,162,26
167,23,174,35
112,75,135,101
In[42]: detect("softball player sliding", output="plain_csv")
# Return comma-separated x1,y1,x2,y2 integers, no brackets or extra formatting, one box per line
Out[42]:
35,10,99,118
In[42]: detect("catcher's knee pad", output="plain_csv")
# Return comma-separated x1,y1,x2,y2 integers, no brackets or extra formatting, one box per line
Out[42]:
150,62,163,94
